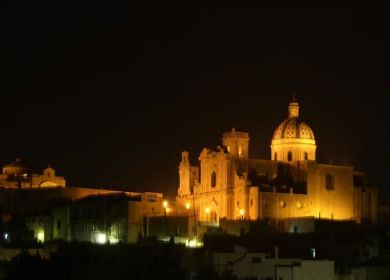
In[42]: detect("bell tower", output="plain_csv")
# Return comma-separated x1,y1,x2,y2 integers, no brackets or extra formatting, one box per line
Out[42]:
222,128,250,159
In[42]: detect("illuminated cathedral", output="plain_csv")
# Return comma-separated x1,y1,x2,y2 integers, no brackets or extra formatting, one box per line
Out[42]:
176,99,377,227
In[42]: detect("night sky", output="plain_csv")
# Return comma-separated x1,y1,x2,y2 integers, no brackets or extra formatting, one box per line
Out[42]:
1,8,389,202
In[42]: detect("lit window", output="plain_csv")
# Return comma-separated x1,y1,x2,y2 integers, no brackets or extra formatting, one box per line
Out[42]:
238,145,243,157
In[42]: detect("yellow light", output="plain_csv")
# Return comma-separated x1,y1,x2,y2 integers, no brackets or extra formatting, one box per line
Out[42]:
205,207,210,214
163,200,168,208
109,236,119,244
239,208,245,216
37,231,45,243
166,207,171,213
185,202,191,209
96,233,107,244
186,238,203,248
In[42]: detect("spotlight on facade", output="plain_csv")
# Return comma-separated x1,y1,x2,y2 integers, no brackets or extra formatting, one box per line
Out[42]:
96,233,107,244
109,236,119,244
37,231,45,243
163,200,168,208
205,207,210,214
186,238,203,248
185,202,191,209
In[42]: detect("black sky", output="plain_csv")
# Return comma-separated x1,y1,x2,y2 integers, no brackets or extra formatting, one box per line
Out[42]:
0,8,389,202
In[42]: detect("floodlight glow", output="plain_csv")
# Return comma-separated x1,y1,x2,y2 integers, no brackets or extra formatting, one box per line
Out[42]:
37,231,45,243
96,233,107,244
186,238,203,248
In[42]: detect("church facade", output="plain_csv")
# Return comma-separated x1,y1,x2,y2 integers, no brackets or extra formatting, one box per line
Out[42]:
176,99,377,227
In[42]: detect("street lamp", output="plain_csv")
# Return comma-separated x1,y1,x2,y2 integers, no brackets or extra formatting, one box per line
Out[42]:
239,208,245,220
185,202,191,210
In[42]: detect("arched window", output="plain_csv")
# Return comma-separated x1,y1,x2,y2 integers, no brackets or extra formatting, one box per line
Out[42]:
304,152,308,160
211,171,217,188
274,153,278,160
287,151,293,162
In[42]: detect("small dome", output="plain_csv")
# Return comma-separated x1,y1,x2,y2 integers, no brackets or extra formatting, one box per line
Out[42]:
3,158,28,175
273,118,315,140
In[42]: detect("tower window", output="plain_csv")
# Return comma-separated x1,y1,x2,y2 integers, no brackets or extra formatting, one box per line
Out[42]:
274,153,278,160
211,171,217,188
288,151,293,162
238,145,243,157
325,173,334,190
304,152,308,160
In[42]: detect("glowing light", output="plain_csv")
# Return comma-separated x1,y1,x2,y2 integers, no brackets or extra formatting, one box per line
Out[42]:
185,238,203,248
96,233,107,244
4,233,8,240
185,202,191,209
205,207,210,214
109,236,119,244
163,200,168,208
311,248,316,259
37,231,45,243
239,208,245,216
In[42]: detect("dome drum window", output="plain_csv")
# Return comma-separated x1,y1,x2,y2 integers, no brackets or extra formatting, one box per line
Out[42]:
287,151,293,162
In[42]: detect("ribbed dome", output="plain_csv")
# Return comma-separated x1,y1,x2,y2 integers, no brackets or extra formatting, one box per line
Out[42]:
273,118,315,140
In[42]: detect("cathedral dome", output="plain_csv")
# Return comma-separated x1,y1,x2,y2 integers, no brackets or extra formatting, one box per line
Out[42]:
273,118,315,140
272,99,315,140
270,98,317,162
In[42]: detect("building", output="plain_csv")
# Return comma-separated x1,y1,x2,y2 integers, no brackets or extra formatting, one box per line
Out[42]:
0,158,168,244
212,245,335,280
176,99,378,231
52,192,165,243
0,158,65,188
